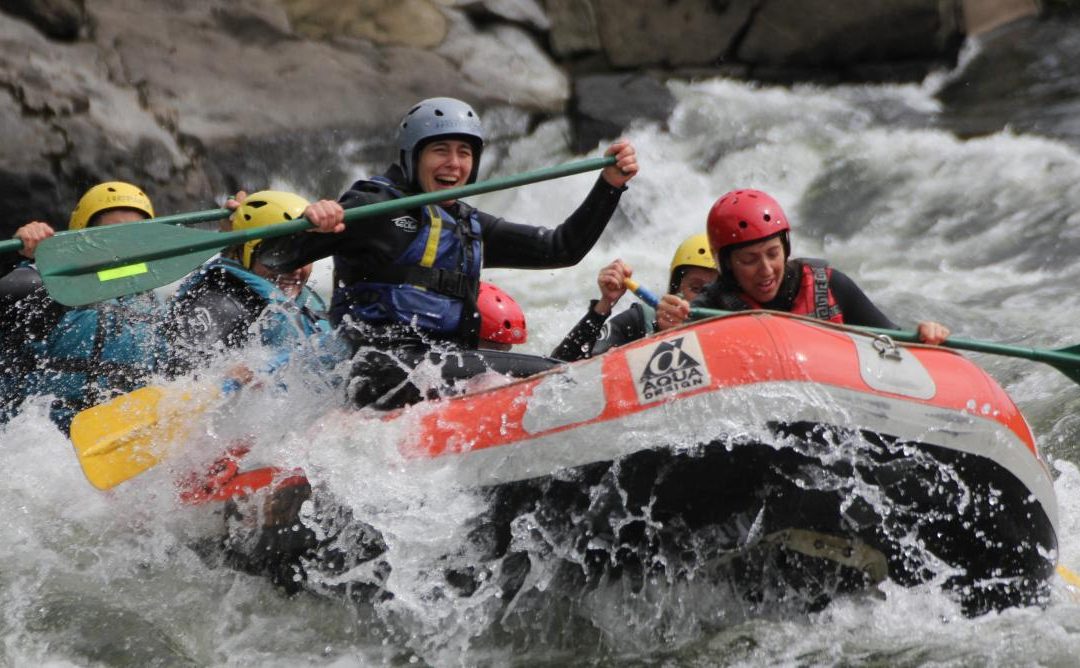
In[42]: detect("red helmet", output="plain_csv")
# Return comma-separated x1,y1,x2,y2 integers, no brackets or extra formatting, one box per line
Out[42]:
477,282,527,345
706,189,791,255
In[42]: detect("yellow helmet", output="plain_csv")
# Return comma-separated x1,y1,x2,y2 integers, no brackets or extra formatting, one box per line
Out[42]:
232,190,310,268
69,181,155,230
668,233,716,290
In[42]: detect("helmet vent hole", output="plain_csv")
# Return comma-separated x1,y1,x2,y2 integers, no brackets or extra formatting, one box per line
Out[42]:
738,220,748,229
107,187,116,192
244,214,252,221
283,213,293,220
763,214,771,222
697,248,705,255
503,319,512,329
434,109,444,116
249,201,268,209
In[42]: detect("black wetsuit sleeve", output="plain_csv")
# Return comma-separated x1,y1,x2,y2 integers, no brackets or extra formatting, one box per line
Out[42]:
551,303,609,362
550,302,647,362
0,251,21,278
830,269,898,329
256,184,394,274
481,177,625,268
593,305,649,355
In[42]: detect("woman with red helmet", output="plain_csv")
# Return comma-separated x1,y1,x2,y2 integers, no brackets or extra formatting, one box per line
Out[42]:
654,189,949,344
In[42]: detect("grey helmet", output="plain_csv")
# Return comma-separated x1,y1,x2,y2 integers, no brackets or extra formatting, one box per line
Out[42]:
396,97,484,186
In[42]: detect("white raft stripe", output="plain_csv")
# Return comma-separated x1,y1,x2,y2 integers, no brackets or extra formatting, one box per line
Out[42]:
413,380,1059,537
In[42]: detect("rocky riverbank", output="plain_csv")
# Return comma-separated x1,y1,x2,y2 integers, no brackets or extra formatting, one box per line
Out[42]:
0,0,1052,234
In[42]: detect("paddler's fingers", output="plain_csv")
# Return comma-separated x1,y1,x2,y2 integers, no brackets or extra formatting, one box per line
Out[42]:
224,190,248,211
304,199,345,234
596,260,630,313
601,139,638,188
222,191,248,231
917,320,950,345
655,293,690,331
14,221,55,258
598,260,630,292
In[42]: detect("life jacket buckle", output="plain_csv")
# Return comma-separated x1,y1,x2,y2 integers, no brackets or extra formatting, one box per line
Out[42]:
431,268,462,296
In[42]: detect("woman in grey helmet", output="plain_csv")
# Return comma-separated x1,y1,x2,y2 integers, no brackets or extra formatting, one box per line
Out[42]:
258,97,638,409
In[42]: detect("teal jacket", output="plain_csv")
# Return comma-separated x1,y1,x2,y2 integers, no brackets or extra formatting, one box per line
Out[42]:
167,257,347,377
0,262,170,431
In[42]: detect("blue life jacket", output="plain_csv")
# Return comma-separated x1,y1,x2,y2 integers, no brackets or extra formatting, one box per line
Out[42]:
331,177,482,340
22,292,169,432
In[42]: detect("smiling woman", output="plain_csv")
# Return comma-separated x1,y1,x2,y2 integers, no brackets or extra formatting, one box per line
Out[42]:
255,96,639,410
654,189,951,345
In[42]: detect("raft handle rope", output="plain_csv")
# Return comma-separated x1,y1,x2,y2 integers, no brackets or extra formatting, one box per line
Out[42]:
872,334,903,361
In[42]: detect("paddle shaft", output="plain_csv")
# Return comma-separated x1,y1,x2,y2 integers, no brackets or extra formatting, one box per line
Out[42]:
693,304,1079,368
0,208,231,256
43,157,616,277
625,278,1080,383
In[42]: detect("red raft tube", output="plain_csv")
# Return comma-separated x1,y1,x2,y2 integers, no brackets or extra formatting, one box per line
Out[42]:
390,311,1060,614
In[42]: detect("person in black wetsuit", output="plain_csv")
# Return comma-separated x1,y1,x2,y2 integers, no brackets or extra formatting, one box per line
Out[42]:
654,189,950,344
257,96,638,409
552,233,718,362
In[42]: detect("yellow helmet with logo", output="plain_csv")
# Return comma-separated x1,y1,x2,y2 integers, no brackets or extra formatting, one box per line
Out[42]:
232,190,310,268
69,181,155,230
668,233,716,292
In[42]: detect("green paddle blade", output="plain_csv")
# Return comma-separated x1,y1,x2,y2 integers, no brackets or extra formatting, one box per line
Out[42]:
36,223,229,305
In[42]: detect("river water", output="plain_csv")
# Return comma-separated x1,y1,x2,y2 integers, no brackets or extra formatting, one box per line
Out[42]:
4,18,1080,667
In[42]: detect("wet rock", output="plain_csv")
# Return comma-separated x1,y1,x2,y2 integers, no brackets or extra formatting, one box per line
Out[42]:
0,0,84,41
0,14,196,230
438,10,568,113
592,0,755,68
546,0,601,57
737,0,959,70
570,73,676,152
444,0,551,32
281,0,448,47
936,16,1080,147
85,0,479,200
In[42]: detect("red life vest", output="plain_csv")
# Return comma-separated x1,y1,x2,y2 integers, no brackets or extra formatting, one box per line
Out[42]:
734,259,844,323
789,259,843,322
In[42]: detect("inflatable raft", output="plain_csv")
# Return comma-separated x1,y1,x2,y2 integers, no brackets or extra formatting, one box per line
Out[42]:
223,312,1059,614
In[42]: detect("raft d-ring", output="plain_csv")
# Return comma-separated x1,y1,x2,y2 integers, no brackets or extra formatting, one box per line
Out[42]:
871,334,903,361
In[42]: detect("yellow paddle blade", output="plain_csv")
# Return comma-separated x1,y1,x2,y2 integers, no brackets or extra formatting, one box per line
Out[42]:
1058,564,1080,589
69,384,219,490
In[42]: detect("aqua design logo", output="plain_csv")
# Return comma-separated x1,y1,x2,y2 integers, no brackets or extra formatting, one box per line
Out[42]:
625,333,711,405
